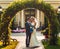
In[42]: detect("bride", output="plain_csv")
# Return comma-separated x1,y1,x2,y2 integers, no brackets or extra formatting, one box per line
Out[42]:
29,17,40,48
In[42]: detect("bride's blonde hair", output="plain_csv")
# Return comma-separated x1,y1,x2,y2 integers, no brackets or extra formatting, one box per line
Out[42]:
30,16,35,19
30,16,35,20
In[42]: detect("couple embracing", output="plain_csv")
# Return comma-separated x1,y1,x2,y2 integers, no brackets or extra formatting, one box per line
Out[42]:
25,17,40,48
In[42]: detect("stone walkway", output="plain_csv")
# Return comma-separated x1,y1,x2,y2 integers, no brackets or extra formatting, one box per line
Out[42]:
11,32,45,49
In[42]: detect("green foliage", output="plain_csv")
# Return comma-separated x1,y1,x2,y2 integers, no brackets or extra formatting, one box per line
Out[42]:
10,19,16,30
0,0,60,46
42,38,60,49
44,16,48,28
57,13,60,23
57,13,60,31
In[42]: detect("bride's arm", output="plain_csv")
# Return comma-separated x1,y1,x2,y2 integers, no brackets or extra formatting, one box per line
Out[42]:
34,22,36,29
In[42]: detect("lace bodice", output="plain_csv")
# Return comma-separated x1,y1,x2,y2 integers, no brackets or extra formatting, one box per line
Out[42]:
31,22,35,26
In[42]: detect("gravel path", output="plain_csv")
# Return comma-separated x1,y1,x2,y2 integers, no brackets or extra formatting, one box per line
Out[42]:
11,32,45,49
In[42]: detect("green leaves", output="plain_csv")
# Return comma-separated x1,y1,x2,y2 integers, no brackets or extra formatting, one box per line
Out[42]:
0,0,60,45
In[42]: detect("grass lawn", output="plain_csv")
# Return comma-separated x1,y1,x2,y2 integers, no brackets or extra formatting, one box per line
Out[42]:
42,38,60,49
0,41,18,49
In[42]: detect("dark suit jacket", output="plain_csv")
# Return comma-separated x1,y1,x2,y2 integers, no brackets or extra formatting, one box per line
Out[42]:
25,22,30,33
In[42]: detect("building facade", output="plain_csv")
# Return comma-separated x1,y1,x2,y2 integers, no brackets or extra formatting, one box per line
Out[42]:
0,0,60,28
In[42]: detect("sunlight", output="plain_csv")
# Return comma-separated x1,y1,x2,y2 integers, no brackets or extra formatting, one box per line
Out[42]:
38,0,43,3
14,0,21,1
14,0,26,2
14,0,43,3
14,0,21,2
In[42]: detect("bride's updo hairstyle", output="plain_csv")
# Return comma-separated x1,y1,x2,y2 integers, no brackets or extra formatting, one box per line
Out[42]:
30,16,35,21
30,16,35,19
30,16,38,28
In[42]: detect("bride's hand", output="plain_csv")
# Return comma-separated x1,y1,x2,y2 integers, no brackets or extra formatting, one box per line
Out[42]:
34,22,36,28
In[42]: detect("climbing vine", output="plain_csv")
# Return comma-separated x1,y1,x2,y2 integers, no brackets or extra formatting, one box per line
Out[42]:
0,0,60,45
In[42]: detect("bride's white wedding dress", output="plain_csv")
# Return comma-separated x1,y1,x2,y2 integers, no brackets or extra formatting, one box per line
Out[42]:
29,22,40,47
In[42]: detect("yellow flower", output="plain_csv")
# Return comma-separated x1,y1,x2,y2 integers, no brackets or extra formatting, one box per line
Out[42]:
38,0,43,3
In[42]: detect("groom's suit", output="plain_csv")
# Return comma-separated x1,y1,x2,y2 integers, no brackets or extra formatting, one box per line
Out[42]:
25,22,31,47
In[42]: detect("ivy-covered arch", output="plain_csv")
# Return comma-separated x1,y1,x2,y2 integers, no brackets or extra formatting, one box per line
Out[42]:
0,0,60,45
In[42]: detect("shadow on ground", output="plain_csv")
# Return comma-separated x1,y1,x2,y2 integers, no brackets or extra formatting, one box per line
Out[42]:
23,46,40,49
23,47,34,49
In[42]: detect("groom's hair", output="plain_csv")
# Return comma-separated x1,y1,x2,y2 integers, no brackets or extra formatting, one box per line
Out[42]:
27,17,30,21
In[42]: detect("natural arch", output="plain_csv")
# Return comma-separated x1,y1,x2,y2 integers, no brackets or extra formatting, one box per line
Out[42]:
0,0,60,45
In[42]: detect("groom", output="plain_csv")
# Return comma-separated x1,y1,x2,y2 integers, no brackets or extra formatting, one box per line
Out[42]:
25,17,32,47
